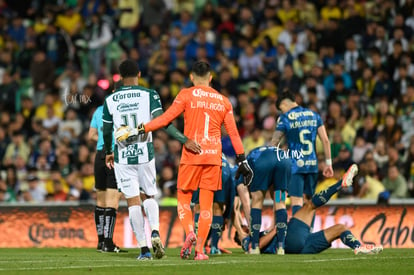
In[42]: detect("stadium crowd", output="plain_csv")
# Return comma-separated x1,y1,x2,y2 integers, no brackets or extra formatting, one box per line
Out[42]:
0,0,413,204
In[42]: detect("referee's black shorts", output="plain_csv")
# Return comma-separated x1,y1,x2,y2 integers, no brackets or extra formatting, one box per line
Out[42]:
94,150,117,190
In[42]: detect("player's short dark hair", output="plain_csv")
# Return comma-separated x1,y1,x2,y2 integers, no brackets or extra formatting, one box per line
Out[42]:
276,91,296,110
191,61,211,77
118,59,139,78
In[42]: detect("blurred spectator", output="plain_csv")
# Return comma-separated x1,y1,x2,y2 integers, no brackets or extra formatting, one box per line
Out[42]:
159,181,178,206
2,165,19,202
173,9,197,45
2,130,30,167
278,64,301,94
373,138,389,169
55,5,82,38
20,174,47,203
357,157,386,200
352,136,373,164
28,138,56,169
274,42,294,76
36,22,70,71
243,127,265,155
58,108,82,140
82,14,113,76
382,165,409,198
323,63,353,98
238,44,263,82
356,115,379,145
30,51,56,105
141,0,167,30
0,71,18,114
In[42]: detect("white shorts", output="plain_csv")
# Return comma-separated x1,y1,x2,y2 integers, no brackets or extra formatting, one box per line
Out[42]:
114,159,158,199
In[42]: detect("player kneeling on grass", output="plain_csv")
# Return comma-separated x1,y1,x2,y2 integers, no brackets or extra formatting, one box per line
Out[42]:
234,164,383,255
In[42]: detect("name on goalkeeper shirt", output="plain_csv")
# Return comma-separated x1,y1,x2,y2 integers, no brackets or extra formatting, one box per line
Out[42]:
190,100,225,111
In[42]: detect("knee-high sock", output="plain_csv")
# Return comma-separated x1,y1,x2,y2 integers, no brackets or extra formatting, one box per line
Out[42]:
143,198,160,232
312,179,343,207
129,205,147,248
340,230,361,249
104,207,117,244
275,209,287,249
210,215,224,248
194,213,200,235
177,190,194,236
95,206,105,243
195,189,214,253
250,208,262,249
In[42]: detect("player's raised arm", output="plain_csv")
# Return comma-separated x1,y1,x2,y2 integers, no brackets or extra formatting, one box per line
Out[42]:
152,108,201,154
143,93,186,133
317,124,333,178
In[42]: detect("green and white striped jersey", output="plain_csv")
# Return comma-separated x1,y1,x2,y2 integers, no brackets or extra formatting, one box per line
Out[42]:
102,85,162,164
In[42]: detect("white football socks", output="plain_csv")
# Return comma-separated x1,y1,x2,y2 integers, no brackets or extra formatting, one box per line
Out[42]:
143,198,160,232
128,205,147,248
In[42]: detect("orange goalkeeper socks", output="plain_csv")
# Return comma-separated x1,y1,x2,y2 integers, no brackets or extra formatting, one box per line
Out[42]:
195,188,214,253
177,189,194,236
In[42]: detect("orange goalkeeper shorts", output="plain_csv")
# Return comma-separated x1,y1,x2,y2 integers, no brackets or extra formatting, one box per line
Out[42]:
177,164,222,191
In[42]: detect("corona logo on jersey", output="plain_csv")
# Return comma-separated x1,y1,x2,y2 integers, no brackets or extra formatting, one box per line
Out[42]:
112,92,141,102
192,88,223,100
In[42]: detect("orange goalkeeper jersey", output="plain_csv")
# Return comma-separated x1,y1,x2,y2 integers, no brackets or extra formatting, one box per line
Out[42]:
145,85,244,165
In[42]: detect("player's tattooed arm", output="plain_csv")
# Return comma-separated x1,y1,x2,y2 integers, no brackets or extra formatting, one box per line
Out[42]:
271,130,285,147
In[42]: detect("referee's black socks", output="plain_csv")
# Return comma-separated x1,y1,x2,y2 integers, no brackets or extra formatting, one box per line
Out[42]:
104,207,117,245
95,206,105,244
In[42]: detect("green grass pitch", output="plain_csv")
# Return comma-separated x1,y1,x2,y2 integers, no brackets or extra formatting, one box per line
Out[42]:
0,248,413,275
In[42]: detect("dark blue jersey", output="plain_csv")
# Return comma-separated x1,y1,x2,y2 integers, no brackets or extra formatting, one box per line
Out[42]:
276,106,322,174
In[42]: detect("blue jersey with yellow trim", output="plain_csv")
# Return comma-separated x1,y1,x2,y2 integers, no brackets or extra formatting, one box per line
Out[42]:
275,106,322,174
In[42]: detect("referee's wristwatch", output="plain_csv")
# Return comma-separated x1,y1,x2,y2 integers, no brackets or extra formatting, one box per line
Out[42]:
105,150,113,155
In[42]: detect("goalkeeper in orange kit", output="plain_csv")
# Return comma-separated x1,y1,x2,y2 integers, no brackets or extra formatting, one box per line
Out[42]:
136,61,253,260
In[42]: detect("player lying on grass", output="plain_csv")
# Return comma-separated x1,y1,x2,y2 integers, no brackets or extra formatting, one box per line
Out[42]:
234,164,383,255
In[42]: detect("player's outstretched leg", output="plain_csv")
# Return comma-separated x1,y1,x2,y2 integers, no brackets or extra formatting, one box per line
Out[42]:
143,198,165,259
311,164,358,208
322,224,383,255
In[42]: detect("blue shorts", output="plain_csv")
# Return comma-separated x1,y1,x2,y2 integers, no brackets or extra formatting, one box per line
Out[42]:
249,150,291,193
285,218,330,254
288,173,318,197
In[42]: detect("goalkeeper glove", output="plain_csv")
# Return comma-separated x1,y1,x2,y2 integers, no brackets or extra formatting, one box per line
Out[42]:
137,123,145,135
235,154,254,187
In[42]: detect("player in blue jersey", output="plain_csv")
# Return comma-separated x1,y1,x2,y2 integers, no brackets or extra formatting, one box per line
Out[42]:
88,82,124,253
272,91,333,216
239,146,291,255
192,155,236,254
234,164,383,255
